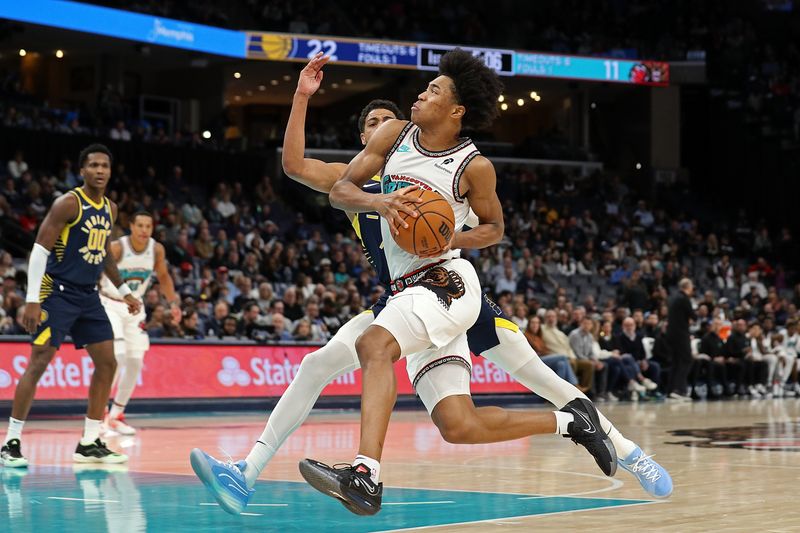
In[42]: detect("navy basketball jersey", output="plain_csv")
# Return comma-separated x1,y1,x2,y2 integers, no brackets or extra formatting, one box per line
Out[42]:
351,176,391,287
45,187,113,288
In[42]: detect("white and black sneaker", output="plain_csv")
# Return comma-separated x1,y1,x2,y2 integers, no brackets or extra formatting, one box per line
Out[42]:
299,459,382,515
73,439,128,464
1,439,29,468
560,398,617,476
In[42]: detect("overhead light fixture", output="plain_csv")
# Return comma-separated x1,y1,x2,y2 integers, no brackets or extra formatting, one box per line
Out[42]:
282,74,291,81
635,162,642,170
500,103,508,111
233,72,241,79
55,49,64,59
246,90,253,96
270,79,278,86
517,98,524,106
498,95,505,103
590,102,597,109
345,78,352,84
258,85,266,91
19,49,27,57
530,91,538,99
318,88,325,95
331,83,339,89
234,95,241,101
202,130,211,139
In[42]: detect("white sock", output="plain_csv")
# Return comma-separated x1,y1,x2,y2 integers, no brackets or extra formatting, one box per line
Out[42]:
81,417,102,445
5,417,25,443
553,411,574,435
483,331,640,459
244,441,275,488
353,454,381,483
244,340,360,488
607,426,637,459
109,402,125,419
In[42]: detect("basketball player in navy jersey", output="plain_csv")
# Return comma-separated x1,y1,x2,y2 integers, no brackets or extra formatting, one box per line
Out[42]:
190,54,671,516
1,144,141,467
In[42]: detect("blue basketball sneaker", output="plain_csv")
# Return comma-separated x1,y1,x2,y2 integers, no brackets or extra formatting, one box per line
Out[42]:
190,448,254,515
618,446,673,498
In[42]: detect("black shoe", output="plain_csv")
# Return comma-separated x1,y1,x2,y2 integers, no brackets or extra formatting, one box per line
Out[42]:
73,438,128,464
299,459,382,515
560,398,617,476
0,439,28,468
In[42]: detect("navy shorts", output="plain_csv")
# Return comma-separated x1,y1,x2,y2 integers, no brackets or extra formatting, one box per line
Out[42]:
32,280,113,349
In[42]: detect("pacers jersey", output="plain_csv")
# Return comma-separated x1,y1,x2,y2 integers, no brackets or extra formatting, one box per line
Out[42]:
100,236,155,299
46,188,113,287
350,176,391,288
380,122,480,278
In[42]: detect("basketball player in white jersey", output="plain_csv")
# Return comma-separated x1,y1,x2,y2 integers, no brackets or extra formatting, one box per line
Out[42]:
297,49,611,514
99,211,179,435
190,53,671,516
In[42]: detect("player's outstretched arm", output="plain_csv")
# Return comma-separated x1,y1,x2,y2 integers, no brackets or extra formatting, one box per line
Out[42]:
454,155,504,249
330,119,423,235
281,52,347,193
154,243,179,304
22,192,81,333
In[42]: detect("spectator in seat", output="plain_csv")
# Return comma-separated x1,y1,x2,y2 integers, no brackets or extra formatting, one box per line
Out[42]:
748,323,778,398
282,287,304,322
523,315,579,387
569,316,611,400
615,317,660,393
541,309,593,393
779,319,800,396
268,313,293,342
180,308,204,340
699,318,730,396
740,271,767,299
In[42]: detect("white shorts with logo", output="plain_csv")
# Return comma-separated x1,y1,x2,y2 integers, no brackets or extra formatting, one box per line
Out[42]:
370,258,480,406
100,295,150,356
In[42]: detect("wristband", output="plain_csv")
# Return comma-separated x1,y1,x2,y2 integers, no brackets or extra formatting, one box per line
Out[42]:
117,283,132,297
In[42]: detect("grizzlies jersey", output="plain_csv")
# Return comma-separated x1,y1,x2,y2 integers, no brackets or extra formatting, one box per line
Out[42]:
45,188,112,289
100,236,155,299
380,122,479,278
354,176,515,355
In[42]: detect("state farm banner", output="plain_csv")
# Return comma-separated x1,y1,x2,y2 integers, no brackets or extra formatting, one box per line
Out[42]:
0,342,529,400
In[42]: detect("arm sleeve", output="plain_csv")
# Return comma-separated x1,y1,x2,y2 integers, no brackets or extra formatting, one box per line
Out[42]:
25,243,50,303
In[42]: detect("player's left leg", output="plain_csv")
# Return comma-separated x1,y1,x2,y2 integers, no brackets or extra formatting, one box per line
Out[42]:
482,327,672,497
72,294,128,464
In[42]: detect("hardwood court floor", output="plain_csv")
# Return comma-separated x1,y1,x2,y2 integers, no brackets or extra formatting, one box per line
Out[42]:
1,398,799,532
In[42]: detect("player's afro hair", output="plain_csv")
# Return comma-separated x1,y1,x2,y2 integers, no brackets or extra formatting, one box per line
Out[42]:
78,143,113,168
358,99,405,133
438,48,503,132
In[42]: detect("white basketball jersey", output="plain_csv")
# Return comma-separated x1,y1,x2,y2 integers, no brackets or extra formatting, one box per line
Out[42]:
100,236,156,299
380,122,480,279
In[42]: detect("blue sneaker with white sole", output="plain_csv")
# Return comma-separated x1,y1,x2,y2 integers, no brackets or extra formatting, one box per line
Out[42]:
190,448,254,515
618,446,673,498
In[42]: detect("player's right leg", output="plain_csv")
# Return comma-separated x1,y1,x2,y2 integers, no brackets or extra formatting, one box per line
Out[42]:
190,310,370,515
3,285,79,468
1,344,57,468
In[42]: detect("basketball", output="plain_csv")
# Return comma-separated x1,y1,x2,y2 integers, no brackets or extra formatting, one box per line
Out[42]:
393,188,455,256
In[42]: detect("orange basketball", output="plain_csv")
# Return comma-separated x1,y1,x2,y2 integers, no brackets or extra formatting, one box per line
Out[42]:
393,188,455,256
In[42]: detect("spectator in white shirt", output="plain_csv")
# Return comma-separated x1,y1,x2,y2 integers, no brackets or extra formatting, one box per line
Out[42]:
110,120,132,141
7,150,28,179
740,271,767,299
494,265,518,294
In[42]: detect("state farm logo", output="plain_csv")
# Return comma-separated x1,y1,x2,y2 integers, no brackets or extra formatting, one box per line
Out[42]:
217,356,250,387
0,369,11,388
